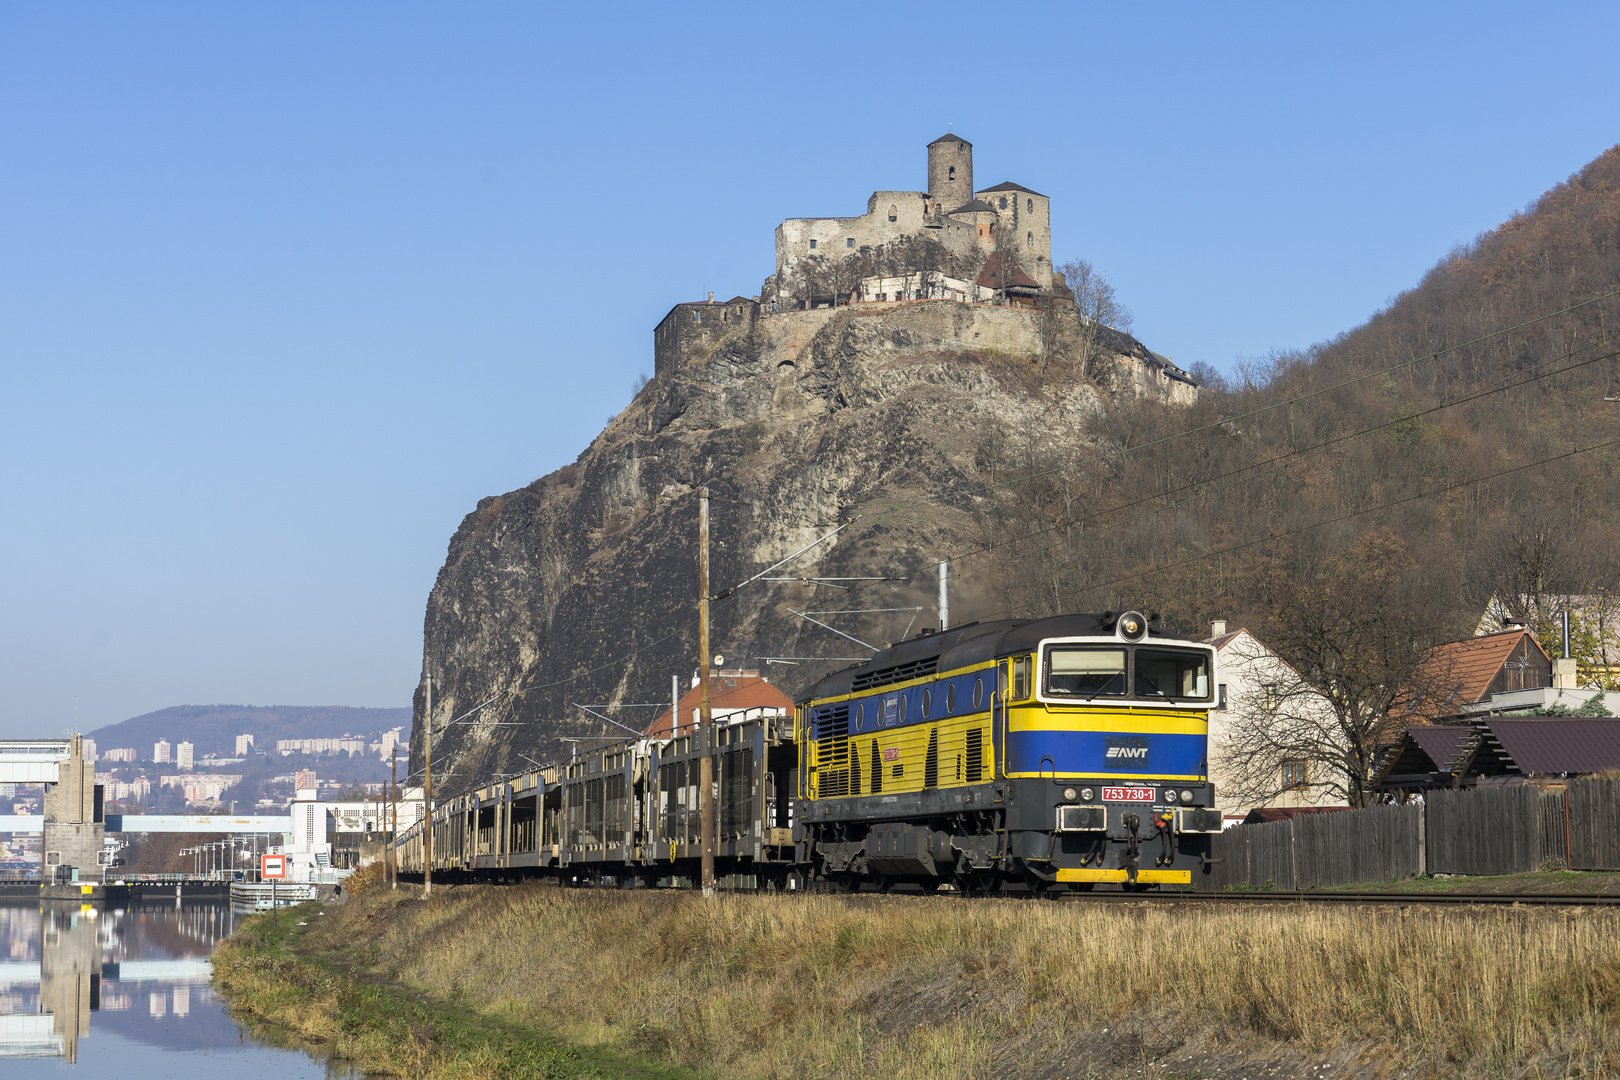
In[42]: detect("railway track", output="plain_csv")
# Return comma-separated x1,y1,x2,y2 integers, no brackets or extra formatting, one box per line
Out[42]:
1056,889,1620,907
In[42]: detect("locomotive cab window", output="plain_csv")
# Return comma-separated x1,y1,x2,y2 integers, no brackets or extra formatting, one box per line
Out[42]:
1012,655,1031,700
1134,649,1212,702
1044,647,1125,697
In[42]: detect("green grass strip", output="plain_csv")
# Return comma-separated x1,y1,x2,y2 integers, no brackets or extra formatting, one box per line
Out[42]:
213,902,696,1080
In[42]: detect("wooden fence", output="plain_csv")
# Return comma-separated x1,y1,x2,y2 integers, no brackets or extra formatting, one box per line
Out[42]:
1199,803,1420,891
1425,786,1542,875
1199,778,1620,890
1568,779,1620,870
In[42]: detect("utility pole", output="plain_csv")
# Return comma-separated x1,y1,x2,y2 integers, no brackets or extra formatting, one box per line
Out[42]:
390,747,399,889
698,486,715,897
423,672,433,898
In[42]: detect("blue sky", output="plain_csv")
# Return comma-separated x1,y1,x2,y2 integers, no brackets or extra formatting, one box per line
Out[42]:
2,3,1616,738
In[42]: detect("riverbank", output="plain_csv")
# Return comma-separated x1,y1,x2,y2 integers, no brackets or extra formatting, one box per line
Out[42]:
216,879,1620,1079
211,889,693,1079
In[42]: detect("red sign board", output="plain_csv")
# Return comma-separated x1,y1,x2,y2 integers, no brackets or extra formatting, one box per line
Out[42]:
1101,786,1157,803
261,854,287,880
882,747,900,761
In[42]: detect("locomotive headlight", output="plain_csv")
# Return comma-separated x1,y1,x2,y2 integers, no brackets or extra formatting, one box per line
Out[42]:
1164,789,1177,803
1180,789,1195,803
1080,787,1094,801
1062,786,1078,802
1117,610,1149,642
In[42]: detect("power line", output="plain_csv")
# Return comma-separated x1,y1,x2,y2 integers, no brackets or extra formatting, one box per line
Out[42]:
933,340,1620,578
983,435,1620,618
854,287,1620,521
418,293,1620,709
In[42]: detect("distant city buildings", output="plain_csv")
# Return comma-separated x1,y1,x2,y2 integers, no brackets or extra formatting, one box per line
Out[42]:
98,774,151,803
159,774,240,804
81,738,97,761
102,748,137,763
235,733,255,755
371,727,404,759
276,737,366,756
176,741,194,770
153,740,171,764
294,768,317,791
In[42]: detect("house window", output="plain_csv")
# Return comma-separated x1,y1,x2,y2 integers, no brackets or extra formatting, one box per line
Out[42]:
1281,761,1308,790
999,196,1007,209
1027,198,1034,212
847,237,854,248
1027,231,1033,247
888,203,898,222
948,166,956,181
1260,682,1279,713
1216,683,1228,710
809,239,817,249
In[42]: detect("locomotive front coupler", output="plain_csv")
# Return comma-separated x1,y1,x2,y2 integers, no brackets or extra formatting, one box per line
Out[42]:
1154,810,1176,867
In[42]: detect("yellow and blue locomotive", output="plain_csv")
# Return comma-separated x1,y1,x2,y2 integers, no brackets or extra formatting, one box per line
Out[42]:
795,610,1223,892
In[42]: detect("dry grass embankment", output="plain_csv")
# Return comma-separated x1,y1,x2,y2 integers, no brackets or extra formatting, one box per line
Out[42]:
232,878,1620,1080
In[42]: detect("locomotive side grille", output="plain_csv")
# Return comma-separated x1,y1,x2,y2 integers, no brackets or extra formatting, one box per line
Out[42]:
851,656,940,693
965,728,984,783
816,703,852,797
869,739,883,793
923,728,940,789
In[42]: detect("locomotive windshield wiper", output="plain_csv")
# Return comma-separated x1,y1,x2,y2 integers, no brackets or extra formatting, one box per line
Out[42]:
1137,674,1179,703
1083,673,1125,702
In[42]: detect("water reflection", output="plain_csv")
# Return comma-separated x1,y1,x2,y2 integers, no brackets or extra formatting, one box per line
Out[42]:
0,900,357,1077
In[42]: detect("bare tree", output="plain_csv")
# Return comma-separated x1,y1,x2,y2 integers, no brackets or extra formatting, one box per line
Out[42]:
1058,258,1133,383
1217,529,1458,808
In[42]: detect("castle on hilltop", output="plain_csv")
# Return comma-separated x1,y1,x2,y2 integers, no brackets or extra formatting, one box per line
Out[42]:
769,134,1054,307
651,133,1199,404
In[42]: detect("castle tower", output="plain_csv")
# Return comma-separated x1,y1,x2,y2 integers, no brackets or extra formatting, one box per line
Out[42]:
927,133,973,214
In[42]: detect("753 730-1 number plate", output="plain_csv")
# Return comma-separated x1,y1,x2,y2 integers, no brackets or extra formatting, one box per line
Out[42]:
1101,786,1156,802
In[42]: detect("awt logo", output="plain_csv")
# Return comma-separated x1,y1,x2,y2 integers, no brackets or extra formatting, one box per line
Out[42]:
1104,736,1150,770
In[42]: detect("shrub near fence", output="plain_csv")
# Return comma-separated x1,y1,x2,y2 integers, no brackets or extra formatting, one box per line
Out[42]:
1200,779,1620,890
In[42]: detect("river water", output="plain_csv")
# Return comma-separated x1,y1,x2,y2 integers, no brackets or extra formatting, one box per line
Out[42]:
0,898,356,1078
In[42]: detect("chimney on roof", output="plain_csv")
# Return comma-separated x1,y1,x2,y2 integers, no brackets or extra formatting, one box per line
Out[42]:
1553,610,1579,689
708,291,714,303
1211,620,1227,638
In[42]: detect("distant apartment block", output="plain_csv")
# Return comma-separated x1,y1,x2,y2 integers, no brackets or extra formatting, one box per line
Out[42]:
80,738,97,761
177,740,194,770
153,740,172,764
159,773,241,803
276,737,366,756
235,733,255,755
371,727,404,759
102,747,137,763
294,768,317,791
97,774,151,802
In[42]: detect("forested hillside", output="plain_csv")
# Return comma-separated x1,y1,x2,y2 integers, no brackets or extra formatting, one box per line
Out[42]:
975,145,1620,648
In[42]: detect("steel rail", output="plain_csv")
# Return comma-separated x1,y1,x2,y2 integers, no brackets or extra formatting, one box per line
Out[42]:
1057,890,1620,907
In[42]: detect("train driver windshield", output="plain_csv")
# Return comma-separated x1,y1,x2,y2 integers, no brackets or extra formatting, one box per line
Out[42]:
1044,647,1126,697
1134,649,1212,701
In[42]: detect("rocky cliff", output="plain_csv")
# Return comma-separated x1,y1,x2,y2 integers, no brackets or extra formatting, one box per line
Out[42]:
411,300,1195,787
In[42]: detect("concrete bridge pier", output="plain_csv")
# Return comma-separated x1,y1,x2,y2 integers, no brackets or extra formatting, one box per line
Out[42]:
42,735,105,885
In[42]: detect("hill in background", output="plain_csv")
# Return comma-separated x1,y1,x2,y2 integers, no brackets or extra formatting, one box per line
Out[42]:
408,143,1620,789
89,704,410,759
1001,144,1620,635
